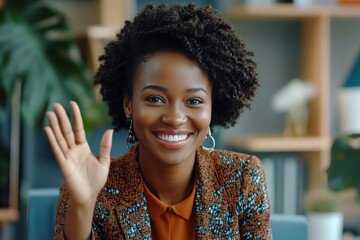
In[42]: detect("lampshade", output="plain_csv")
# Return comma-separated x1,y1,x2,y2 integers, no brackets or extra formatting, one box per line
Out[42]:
343,50,360,87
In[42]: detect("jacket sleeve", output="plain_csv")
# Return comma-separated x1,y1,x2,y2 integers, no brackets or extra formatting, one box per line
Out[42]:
238,155,272,240
54,185,99,240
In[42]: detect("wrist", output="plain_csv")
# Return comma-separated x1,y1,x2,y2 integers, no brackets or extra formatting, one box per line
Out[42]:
68,195,98,209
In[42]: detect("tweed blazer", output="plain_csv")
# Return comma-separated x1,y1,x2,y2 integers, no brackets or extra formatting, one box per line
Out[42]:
55,145,272,239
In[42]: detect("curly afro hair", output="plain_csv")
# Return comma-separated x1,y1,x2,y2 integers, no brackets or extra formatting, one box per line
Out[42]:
94,4,259,131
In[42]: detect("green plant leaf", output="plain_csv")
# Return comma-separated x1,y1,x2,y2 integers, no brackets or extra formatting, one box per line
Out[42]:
4,0,40,10
327,134,360,202
0,3,103,130
356,180,360,202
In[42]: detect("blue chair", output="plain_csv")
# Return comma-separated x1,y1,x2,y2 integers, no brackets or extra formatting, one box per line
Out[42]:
27,188,59,240
27,188,308,240
271,214,308,240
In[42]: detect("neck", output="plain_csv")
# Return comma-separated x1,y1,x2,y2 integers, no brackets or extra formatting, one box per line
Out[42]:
138,149,196,205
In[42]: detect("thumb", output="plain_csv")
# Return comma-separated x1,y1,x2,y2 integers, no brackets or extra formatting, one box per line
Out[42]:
98,129,114,166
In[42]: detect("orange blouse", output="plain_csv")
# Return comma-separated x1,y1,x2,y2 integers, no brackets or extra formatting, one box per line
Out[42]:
144,182,196,240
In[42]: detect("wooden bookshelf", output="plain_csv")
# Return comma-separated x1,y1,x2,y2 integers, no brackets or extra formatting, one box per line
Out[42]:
225,4,360,190
0,209,19,223
227,136,331,152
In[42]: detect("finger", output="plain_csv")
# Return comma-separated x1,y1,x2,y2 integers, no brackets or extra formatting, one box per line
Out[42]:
44,126,66,165
98,129,114,166
47,111,69,154
54,103,76,148
70,101,86,144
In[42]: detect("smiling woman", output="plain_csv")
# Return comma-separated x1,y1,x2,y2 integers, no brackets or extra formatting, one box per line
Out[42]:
45,3,272,240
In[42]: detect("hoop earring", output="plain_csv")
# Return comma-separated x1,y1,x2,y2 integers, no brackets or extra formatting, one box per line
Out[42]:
126,117,136,149
203,127,215,152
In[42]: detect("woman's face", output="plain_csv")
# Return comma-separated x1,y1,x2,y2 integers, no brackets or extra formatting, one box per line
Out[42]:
124,51,212,166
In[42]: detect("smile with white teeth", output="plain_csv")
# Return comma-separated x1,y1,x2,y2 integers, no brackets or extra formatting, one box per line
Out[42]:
157,133,188,142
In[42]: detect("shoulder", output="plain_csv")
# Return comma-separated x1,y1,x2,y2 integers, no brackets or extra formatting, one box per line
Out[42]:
200,148,266,186
207,148,263,172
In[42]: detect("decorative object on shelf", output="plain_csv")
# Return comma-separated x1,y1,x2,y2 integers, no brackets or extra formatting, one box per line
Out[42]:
338,49,360,135
304,188,343,240
272,78,315,137
327,134,360,201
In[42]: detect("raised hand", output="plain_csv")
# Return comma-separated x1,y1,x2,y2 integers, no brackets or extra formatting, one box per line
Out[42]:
45,101,113,206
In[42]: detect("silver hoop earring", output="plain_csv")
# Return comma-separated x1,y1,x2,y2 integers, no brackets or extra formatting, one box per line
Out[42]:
203,128,215,152
126,117,137,149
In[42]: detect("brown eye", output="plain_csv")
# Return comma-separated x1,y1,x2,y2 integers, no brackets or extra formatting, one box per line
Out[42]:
145,96,165,104
187,98,203,105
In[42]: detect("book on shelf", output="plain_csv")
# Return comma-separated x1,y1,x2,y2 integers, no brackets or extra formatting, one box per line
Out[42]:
258,153,307,215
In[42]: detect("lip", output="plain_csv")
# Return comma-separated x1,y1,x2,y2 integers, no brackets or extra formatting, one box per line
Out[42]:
152,130,193,150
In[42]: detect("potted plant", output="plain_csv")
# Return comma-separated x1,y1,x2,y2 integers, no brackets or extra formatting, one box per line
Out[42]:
0,0,106,129
327,134,360,235
0,0,107,229
303,188,343,240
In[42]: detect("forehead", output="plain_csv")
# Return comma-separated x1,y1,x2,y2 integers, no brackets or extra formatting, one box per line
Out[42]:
133,51,211,91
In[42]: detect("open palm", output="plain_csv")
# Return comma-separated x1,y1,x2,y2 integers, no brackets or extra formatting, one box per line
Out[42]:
45,102,113,206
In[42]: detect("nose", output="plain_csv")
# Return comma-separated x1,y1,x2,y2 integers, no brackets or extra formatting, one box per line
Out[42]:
161,105,186,126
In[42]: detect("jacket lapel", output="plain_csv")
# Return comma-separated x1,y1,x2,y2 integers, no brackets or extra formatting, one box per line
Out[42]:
111,145,240,239
114,145,152,240
194,147,240,239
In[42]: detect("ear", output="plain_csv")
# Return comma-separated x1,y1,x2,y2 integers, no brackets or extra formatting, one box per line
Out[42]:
123,96,132,118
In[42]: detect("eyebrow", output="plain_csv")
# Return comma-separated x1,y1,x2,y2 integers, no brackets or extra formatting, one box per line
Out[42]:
141,85,208,95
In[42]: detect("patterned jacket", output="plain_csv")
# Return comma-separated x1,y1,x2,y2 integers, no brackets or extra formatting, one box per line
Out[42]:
55,145,272,239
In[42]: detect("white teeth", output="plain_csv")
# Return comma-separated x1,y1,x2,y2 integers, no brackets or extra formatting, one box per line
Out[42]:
157,134,188,142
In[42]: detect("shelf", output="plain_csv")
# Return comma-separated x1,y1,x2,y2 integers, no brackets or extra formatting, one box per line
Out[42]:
227,136,331,152
0,208,19,223
226,4,360,20
328,5,360,18
224,2,360,189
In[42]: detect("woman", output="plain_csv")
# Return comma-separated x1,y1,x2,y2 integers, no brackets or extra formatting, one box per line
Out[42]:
45,4,272,240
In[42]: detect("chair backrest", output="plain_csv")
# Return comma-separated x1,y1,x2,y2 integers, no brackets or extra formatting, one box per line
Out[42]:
27,188,60,240
271,214,308,240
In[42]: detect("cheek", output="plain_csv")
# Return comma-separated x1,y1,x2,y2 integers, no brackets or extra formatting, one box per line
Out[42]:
132,106,157,130
192,106,212,132
199,110,212,126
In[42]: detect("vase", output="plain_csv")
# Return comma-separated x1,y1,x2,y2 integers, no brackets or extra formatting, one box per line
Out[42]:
307,212,343,240
338,87,360,134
